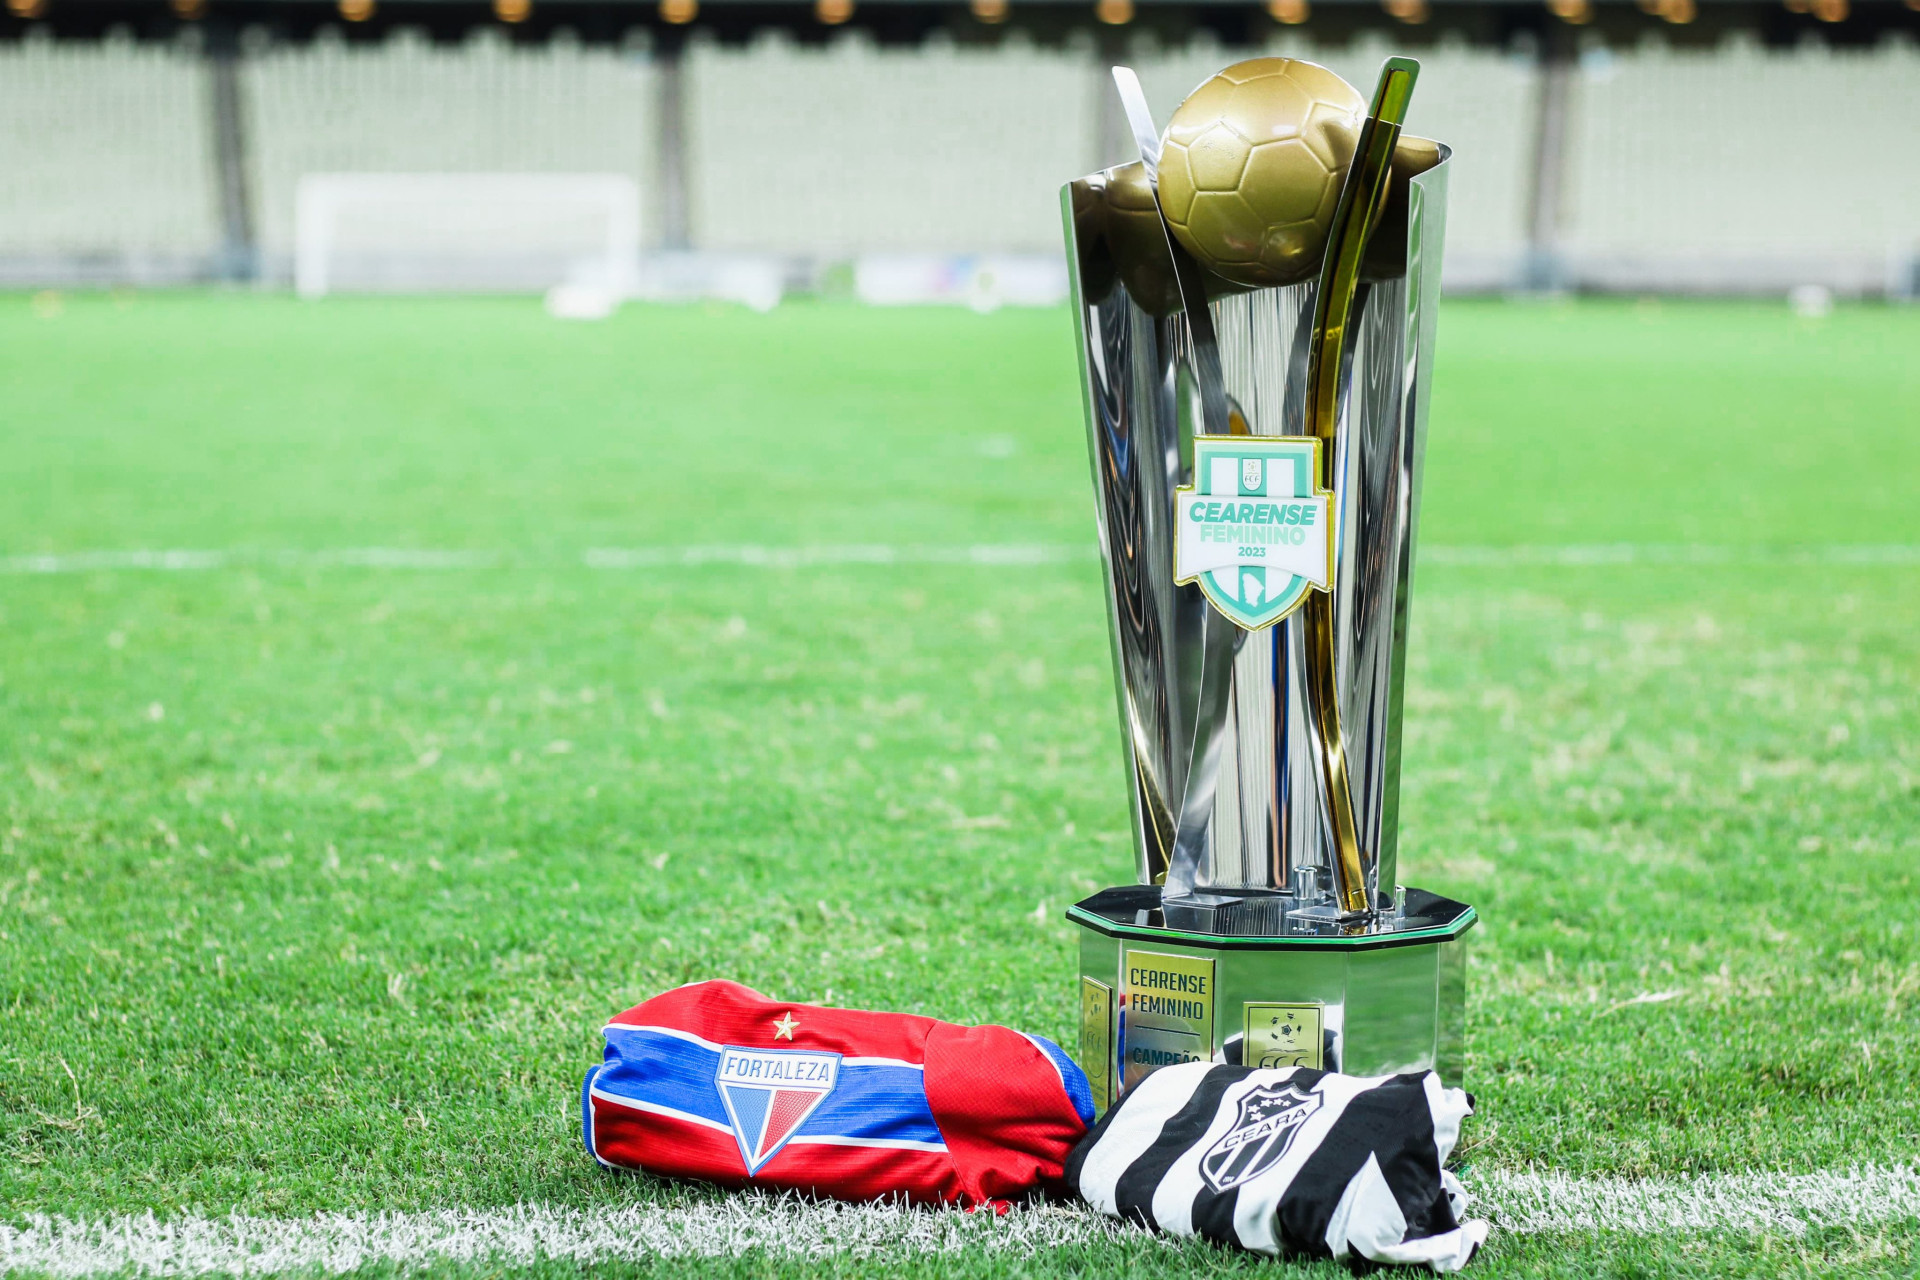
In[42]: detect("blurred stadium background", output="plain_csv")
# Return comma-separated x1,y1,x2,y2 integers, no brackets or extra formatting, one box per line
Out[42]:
2,0,1916,304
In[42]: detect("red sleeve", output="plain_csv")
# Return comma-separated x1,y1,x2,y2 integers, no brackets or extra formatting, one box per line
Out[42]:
922,1022,1089,1204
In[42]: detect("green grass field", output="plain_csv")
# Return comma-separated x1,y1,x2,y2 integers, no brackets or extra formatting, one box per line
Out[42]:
2,293,1917,1277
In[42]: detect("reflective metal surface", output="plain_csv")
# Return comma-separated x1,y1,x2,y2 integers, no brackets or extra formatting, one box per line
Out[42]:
1075,901,1471,1095
1069,883,1474,945
1301,58,1419,916
1109,65,1246,905
1063,149,1451,911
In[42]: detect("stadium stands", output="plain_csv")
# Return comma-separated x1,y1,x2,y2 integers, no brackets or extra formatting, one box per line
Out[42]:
0,32,222,282
689,33,1089,256
1564,36,1920,293
247,30,656,269
0,23,1914,294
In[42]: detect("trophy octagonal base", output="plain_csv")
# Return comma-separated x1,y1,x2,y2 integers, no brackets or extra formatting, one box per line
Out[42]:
1068,886,1474,1115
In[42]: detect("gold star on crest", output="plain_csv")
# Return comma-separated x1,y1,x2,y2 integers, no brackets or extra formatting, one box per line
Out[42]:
772,1012,798,1040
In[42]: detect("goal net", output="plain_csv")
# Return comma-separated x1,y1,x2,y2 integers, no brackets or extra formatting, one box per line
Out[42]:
294,173,639,297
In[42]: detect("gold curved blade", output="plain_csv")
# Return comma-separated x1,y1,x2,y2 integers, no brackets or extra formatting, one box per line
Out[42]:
1302,57,1419,919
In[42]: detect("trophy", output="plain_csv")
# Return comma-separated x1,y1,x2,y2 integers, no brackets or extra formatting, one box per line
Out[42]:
1062,56,1475,1111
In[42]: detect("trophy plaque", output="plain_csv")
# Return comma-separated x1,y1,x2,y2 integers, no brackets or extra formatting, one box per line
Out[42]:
1063,56,1474,1112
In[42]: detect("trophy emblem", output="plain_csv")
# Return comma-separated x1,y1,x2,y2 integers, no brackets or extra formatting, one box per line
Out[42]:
1173,435,1331,630
1063,55,1475,1110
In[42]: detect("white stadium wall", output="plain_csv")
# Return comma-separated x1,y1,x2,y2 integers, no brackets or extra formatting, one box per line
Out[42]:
687,34,1094,256
244,32,657,278
0,28,1914,294
1562,37,1920,293
0,35,223,282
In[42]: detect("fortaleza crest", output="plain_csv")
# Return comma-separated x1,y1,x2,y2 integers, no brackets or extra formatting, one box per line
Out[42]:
714,1047,841,1176
1173,437,1332,630
1199,1080,1324,1192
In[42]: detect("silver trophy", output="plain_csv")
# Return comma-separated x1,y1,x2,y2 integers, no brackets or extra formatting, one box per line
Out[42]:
1063,56,1474,1111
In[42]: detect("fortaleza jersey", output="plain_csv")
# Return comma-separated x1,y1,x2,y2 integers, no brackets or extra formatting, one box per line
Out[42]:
582,981,1095,1206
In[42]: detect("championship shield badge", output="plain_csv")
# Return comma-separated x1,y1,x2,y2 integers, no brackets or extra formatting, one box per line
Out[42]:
1173,437,1331,630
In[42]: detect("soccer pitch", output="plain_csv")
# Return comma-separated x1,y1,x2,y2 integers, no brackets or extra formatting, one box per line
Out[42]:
2,293,1916,1278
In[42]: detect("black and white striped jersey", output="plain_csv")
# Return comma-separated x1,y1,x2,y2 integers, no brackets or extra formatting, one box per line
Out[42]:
1067,1062,1486,1271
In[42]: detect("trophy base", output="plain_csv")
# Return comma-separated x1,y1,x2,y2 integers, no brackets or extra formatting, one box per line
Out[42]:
1067,885,1475,1114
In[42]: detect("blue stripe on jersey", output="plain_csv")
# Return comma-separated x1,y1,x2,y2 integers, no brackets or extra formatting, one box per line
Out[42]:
1028,1034,1096,1126
805,1067,942,1146
580,1064,602,1160
598,1026,945,1148
597,1028,732,1125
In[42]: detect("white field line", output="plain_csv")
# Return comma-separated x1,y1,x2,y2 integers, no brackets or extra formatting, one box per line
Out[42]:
3,1168,1917,1275
581,544,1082,568
2,544,1917,576
0,1198,1141,1276
0,548,498,574
0,546,1067,575
1419,543,1920,567
1474,1166,1920,1236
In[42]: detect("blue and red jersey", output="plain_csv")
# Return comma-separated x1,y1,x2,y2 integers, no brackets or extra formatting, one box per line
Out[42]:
583,980,1094,1206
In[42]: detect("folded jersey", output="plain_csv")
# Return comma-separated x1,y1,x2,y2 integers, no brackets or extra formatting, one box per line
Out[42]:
1068,1062,1487,1271
584,980,1095,1207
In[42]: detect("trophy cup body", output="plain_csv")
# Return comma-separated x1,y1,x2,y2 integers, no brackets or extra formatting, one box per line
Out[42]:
1063,119,1473,1113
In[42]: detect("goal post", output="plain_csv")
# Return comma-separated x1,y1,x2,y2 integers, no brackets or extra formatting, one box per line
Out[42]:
293,173,640,298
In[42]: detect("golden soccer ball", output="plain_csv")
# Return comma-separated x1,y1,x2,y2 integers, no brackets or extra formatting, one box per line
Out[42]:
1157,57,1369,289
